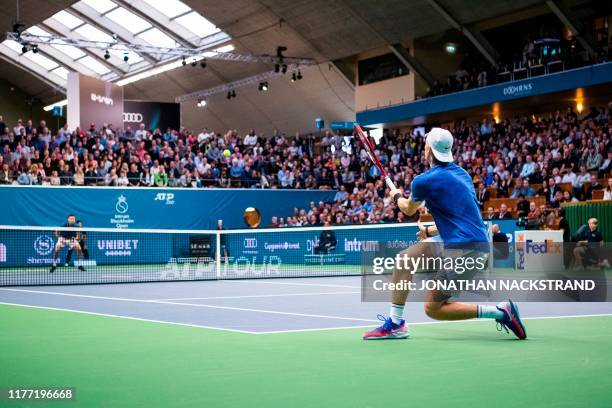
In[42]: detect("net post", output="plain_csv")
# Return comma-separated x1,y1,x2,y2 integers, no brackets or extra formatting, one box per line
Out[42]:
215,231,221,279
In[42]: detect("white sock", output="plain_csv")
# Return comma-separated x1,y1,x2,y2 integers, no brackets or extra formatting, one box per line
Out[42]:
477,305,504,320
390,304,405,324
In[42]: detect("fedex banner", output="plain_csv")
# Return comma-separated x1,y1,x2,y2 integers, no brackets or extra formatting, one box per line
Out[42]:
515,230,564,272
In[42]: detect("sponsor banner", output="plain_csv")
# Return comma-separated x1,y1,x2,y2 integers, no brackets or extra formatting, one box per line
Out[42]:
0,187,336,230
123,100,180,131
67,73,124,131
0,230,172,267
228,225,420,266
515,230,564,272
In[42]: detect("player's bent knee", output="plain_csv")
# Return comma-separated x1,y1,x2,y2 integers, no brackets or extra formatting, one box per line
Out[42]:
424,302,443,319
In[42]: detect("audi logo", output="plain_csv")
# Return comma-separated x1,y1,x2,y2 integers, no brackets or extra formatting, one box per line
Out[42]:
243,238,258,249
123,112,144,123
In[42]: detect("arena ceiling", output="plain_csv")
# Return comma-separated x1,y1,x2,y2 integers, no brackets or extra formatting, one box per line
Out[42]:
0,0,602,132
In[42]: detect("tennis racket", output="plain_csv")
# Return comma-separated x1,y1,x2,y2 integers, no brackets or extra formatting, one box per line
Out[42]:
354,124,397,191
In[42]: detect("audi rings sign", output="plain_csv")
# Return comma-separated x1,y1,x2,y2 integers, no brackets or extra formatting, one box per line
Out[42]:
123,100,180,131
123,112,144,123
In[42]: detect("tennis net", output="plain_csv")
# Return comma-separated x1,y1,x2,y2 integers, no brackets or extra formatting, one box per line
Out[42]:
0,223,422,286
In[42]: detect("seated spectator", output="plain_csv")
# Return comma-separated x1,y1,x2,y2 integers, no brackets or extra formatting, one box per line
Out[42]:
313,223,337,254
604,178,612,200
0,163,12,184
491,224,509,260
485,206,495,220
495,203,513,219
572,218,604,269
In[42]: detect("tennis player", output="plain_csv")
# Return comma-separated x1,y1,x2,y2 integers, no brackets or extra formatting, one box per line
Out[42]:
363,128,526,340
50,214,85,273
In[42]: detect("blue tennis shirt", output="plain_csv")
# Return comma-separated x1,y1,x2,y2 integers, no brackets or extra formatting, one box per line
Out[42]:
411,162,488,243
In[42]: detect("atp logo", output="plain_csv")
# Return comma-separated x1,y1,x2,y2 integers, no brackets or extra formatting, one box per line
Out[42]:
154,193,175,205
34,235,54,256
116,195,129,214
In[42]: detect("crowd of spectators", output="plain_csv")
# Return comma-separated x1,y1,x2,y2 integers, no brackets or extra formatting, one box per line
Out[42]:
0,102,611,228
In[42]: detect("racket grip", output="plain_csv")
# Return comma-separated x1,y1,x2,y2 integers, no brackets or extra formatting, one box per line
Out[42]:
384,177,396,191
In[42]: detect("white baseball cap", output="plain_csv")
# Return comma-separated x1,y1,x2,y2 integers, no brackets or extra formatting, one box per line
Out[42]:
425,127,454,163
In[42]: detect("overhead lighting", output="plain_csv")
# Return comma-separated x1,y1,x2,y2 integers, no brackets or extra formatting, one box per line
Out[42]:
182,57,186,66
445,43,457,54
291,72,296,82
43,99,68,112
32,45,38,54
258,81,268,91
21,44,28,54
191,60,197,67
196,98,206,107
297,70,302,80
200,60,207,69
123,52,129,62
274,63,280,73
231,90,236,98
104,50,110,60
281,64,287,74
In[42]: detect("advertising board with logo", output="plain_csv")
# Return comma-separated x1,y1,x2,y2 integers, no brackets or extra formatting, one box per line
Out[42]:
515,230,563,272
123,100,180,131
227,225,421,268
0,187,336,230
67,73,124,131
0,229,173,268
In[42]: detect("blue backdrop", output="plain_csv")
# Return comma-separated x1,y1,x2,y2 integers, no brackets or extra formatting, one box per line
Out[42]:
0,186,336,230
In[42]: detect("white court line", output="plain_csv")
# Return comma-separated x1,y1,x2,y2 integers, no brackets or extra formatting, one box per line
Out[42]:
254,313,612,334
225,280,361,289
1,297,611,335
0,302,256,334
0,288,378,323
152,291,360,301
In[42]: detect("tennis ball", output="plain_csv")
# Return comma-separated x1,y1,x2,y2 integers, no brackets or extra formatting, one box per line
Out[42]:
223,149,231,158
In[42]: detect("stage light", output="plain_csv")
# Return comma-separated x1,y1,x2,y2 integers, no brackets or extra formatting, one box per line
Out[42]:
576,101,583,113
200,60,207,69
197,99,206,107
182,57,186,66
291,72,297,82
21,44,28,53
191,60,197,67
104,50,110,60
32,45,38,54
231,90,236,98
274,63,280,73
227,91,231,99
281,64,287,74
123,53,129,62
297,70,302,80
258,82,268,91
445,43,456,54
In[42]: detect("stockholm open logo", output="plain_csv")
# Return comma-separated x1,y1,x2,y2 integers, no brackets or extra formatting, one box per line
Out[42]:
116,195,129,214
34,235,54,256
